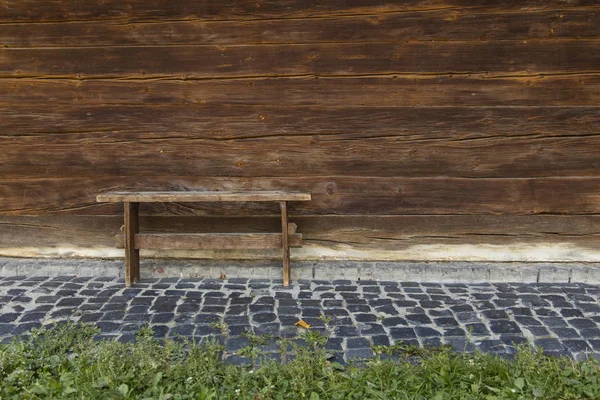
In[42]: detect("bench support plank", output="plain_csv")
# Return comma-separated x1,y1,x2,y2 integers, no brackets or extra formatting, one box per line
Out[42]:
124,202,140,287
119,232,302,249
115,230,302,249
280,201,291,287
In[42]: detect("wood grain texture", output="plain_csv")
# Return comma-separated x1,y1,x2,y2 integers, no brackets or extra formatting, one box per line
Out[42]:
119,232,303,249
3,134,599,179
1,176,599,216
1,9,598,47
2,105,598,139
3,76,600,107
3,215,598,247
280,201,290,285
2,41,599,78
1,215,598,261
124,201,140,285
2,1,597,23
1,1,599,262
97,191,311,203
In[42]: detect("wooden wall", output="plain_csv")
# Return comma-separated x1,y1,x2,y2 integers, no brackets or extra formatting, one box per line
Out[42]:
1,1,599,261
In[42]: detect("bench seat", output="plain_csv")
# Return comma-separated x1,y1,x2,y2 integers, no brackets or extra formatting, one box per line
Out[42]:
97,191,311,203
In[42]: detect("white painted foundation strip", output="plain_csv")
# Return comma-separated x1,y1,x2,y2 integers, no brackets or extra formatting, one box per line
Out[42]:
0,242,599,262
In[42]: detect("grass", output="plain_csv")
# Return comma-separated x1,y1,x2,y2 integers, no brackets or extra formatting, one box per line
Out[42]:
1,322,600,399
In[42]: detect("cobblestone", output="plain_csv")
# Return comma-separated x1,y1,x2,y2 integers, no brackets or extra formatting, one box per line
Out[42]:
2,276,600,363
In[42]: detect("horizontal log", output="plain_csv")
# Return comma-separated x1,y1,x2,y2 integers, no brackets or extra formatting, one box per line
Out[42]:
1,1,596,23
3,134,599,179
1,215,598,261
1,176,599,216
97,191,311,203
114,232,303,249
2,105,598,140
2,75,600,107
2,41,599,78
3,214,599,246
3,214,600,244
1,9,598,47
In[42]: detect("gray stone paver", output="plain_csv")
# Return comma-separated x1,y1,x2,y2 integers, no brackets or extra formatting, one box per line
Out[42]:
1,276,600,362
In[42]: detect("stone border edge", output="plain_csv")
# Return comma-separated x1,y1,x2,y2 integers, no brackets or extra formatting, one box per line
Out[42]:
0,258,599,284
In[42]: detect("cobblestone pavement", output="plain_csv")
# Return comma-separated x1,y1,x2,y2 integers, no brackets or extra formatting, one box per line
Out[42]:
2,276,600,363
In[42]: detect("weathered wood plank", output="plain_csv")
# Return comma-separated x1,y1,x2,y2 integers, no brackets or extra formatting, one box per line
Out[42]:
2,105,598,140
2,1,597,23
115,232,303,249
3,215,599,246
2,41,599,78
1,176,599,216
1,215,599,261
2,134,599,179
124,201,140,285
1,0,597,267
1,9,598,47
3,76,600,107
97,191,311,203
280,201,291,285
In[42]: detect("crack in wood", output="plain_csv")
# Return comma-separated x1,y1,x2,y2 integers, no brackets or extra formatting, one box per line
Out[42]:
6,37,600,50
3,71,600,82
3,72,600,85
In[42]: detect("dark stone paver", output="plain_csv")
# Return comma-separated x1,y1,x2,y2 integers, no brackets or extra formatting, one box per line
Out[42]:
2,276,600,363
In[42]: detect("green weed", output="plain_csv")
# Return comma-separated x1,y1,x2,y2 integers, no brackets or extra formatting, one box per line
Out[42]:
1,322,600,399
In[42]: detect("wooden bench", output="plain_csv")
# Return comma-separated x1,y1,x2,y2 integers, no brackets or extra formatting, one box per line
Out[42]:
96,191,312,287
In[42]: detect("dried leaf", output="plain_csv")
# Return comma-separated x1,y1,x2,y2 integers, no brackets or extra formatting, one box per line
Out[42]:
295,320,310,329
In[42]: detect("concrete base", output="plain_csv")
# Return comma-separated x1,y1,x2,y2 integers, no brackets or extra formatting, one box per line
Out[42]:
1,258,599,284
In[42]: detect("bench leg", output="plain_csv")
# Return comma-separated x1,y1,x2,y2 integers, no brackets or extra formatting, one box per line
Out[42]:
124,202,140,287
280,201,291,287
